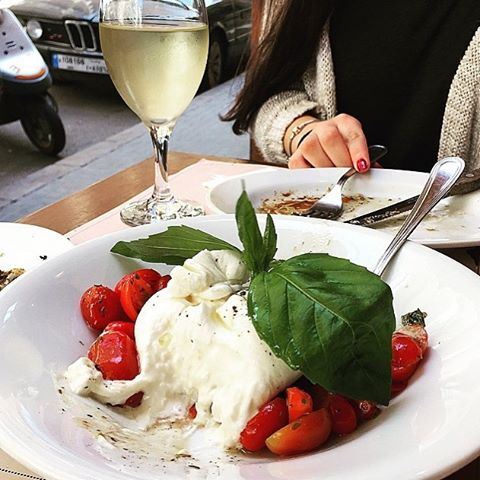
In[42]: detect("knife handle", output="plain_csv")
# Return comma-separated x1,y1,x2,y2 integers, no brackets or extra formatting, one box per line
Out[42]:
449,167,480,196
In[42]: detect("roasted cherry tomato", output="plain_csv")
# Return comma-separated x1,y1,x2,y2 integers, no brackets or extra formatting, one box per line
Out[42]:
88,331,139,381
392,361,419,383
392,334,422,368
240,397,288,452
328,394,357,435
354,400,380,421
391,380,408,397
80,285,123,331
157,274,172,291
115,269,163,294
397,325,429,353
291,378,329,410
104,321,135,340
119,273,154,321
286,387,313,422
266,408,332,456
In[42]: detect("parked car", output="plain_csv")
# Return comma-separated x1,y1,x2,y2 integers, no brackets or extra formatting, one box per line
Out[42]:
1,0,251,89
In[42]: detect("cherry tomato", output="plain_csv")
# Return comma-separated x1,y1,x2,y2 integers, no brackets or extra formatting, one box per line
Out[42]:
290,378,329,410
88,331,139,381
266,409,332,456
104,321,135,340
124,392,144,408
310,385,330,409
157,274,172,290
392,334,423,368
240,397,288,452
328,394,357,435
80,285,123,331
391,380,408,397
397,325,429,353
119,274,154,321
286,387,313,422
115,274,129,296
392,362,418,383
115,269,164,294
188,404,197,419
354,400,380,421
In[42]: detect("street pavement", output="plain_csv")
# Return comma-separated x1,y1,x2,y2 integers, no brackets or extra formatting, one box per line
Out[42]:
0,81,139,195
0,76,249,221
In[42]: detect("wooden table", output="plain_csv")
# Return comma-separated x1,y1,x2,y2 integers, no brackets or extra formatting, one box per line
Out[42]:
19,152,480,479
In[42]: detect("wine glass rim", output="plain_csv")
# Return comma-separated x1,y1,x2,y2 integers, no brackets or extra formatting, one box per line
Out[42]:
100,17,207,25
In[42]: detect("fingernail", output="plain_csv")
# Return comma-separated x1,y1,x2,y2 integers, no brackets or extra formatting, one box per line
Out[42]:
357,159,368,172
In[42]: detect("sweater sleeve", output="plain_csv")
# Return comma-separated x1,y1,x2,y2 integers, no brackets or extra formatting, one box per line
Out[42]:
251,88,319,165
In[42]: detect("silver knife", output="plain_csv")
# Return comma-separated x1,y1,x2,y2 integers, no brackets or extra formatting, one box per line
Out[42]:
346,165,480,227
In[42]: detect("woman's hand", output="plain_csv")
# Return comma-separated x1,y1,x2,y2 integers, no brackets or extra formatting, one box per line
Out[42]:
286,114,370,172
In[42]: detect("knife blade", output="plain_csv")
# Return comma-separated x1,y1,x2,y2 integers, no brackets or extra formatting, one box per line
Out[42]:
346,165,480,227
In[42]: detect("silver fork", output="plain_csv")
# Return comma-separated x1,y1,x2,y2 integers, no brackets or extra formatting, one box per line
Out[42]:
298,145,388,219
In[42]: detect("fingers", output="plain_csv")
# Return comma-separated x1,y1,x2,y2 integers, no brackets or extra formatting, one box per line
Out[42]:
333,114,370,173
288,114,370,172
297,133,335,168
288,154,311,169
313,125,352,167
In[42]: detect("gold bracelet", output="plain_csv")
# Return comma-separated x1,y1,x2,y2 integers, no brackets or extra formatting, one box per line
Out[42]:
287,119,319,156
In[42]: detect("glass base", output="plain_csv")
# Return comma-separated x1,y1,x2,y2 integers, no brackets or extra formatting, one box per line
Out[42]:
120,196,204,227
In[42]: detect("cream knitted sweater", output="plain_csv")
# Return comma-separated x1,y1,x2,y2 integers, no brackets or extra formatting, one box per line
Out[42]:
252,27,480,171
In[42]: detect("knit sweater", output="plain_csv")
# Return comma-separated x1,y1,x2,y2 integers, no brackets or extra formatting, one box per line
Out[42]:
252,26,480,171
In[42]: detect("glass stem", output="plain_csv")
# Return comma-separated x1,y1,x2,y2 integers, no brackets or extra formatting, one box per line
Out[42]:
150,125,174,202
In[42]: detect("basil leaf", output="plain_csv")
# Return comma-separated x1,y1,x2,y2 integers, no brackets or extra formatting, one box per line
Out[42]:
248,253,395,405
262,214,277,268
111,225,240,264
235,191,265,273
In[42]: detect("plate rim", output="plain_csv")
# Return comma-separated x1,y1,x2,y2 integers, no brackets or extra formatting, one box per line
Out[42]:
205,168,479,249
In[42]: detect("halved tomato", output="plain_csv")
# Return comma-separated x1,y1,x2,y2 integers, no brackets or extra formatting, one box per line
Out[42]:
328,394,357,435
240,397,288,452
266,409,332,456
119,274,154,321
286,387,313,422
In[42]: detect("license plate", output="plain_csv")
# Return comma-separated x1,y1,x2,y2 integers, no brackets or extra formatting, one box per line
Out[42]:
52,53,108,74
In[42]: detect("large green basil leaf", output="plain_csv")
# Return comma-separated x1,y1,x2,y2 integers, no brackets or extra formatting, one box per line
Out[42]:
111,225,240,265
248,253,395,405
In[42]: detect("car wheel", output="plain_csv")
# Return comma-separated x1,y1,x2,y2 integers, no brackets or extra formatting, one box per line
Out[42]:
205,31,227,89
21,97,66,156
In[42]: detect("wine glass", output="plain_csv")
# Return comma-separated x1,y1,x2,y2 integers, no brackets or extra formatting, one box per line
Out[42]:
99,0,209,226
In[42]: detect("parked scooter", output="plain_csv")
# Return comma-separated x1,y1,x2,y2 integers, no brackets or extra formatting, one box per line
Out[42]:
0,9,65,156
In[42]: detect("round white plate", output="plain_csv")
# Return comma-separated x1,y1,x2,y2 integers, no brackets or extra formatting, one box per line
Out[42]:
0,216,479,480
0,223,73,292
206,168,480,248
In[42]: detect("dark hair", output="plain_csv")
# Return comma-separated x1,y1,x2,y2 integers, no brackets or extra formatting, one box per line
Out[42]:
224,0,335,134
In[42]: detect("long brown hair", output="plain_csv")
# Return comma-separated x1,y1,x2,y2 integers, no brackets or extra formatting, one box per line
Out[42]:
224,0,335,134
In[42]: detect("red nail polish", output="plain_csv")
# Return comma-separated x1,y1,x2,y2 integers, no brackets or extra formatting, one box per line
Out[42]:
357,159,368,172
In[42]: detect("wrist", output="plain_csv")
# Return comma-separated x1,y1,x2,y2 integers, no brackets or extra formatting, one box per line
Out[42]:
284,116,319,156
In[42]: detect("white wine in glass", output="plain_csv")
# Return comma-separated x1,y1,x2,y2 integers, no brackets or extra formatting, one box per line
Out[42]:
100,1,209,226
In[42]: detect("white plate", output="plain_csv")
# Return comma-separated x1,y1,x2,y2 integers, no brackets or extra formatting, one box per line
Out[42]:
206,168,480,248
0,216,479,480
0,223,73,292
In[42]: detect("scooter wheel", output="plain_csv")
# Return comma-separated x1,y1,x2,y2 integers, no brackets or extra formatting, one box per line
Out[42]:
21,98,66,156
